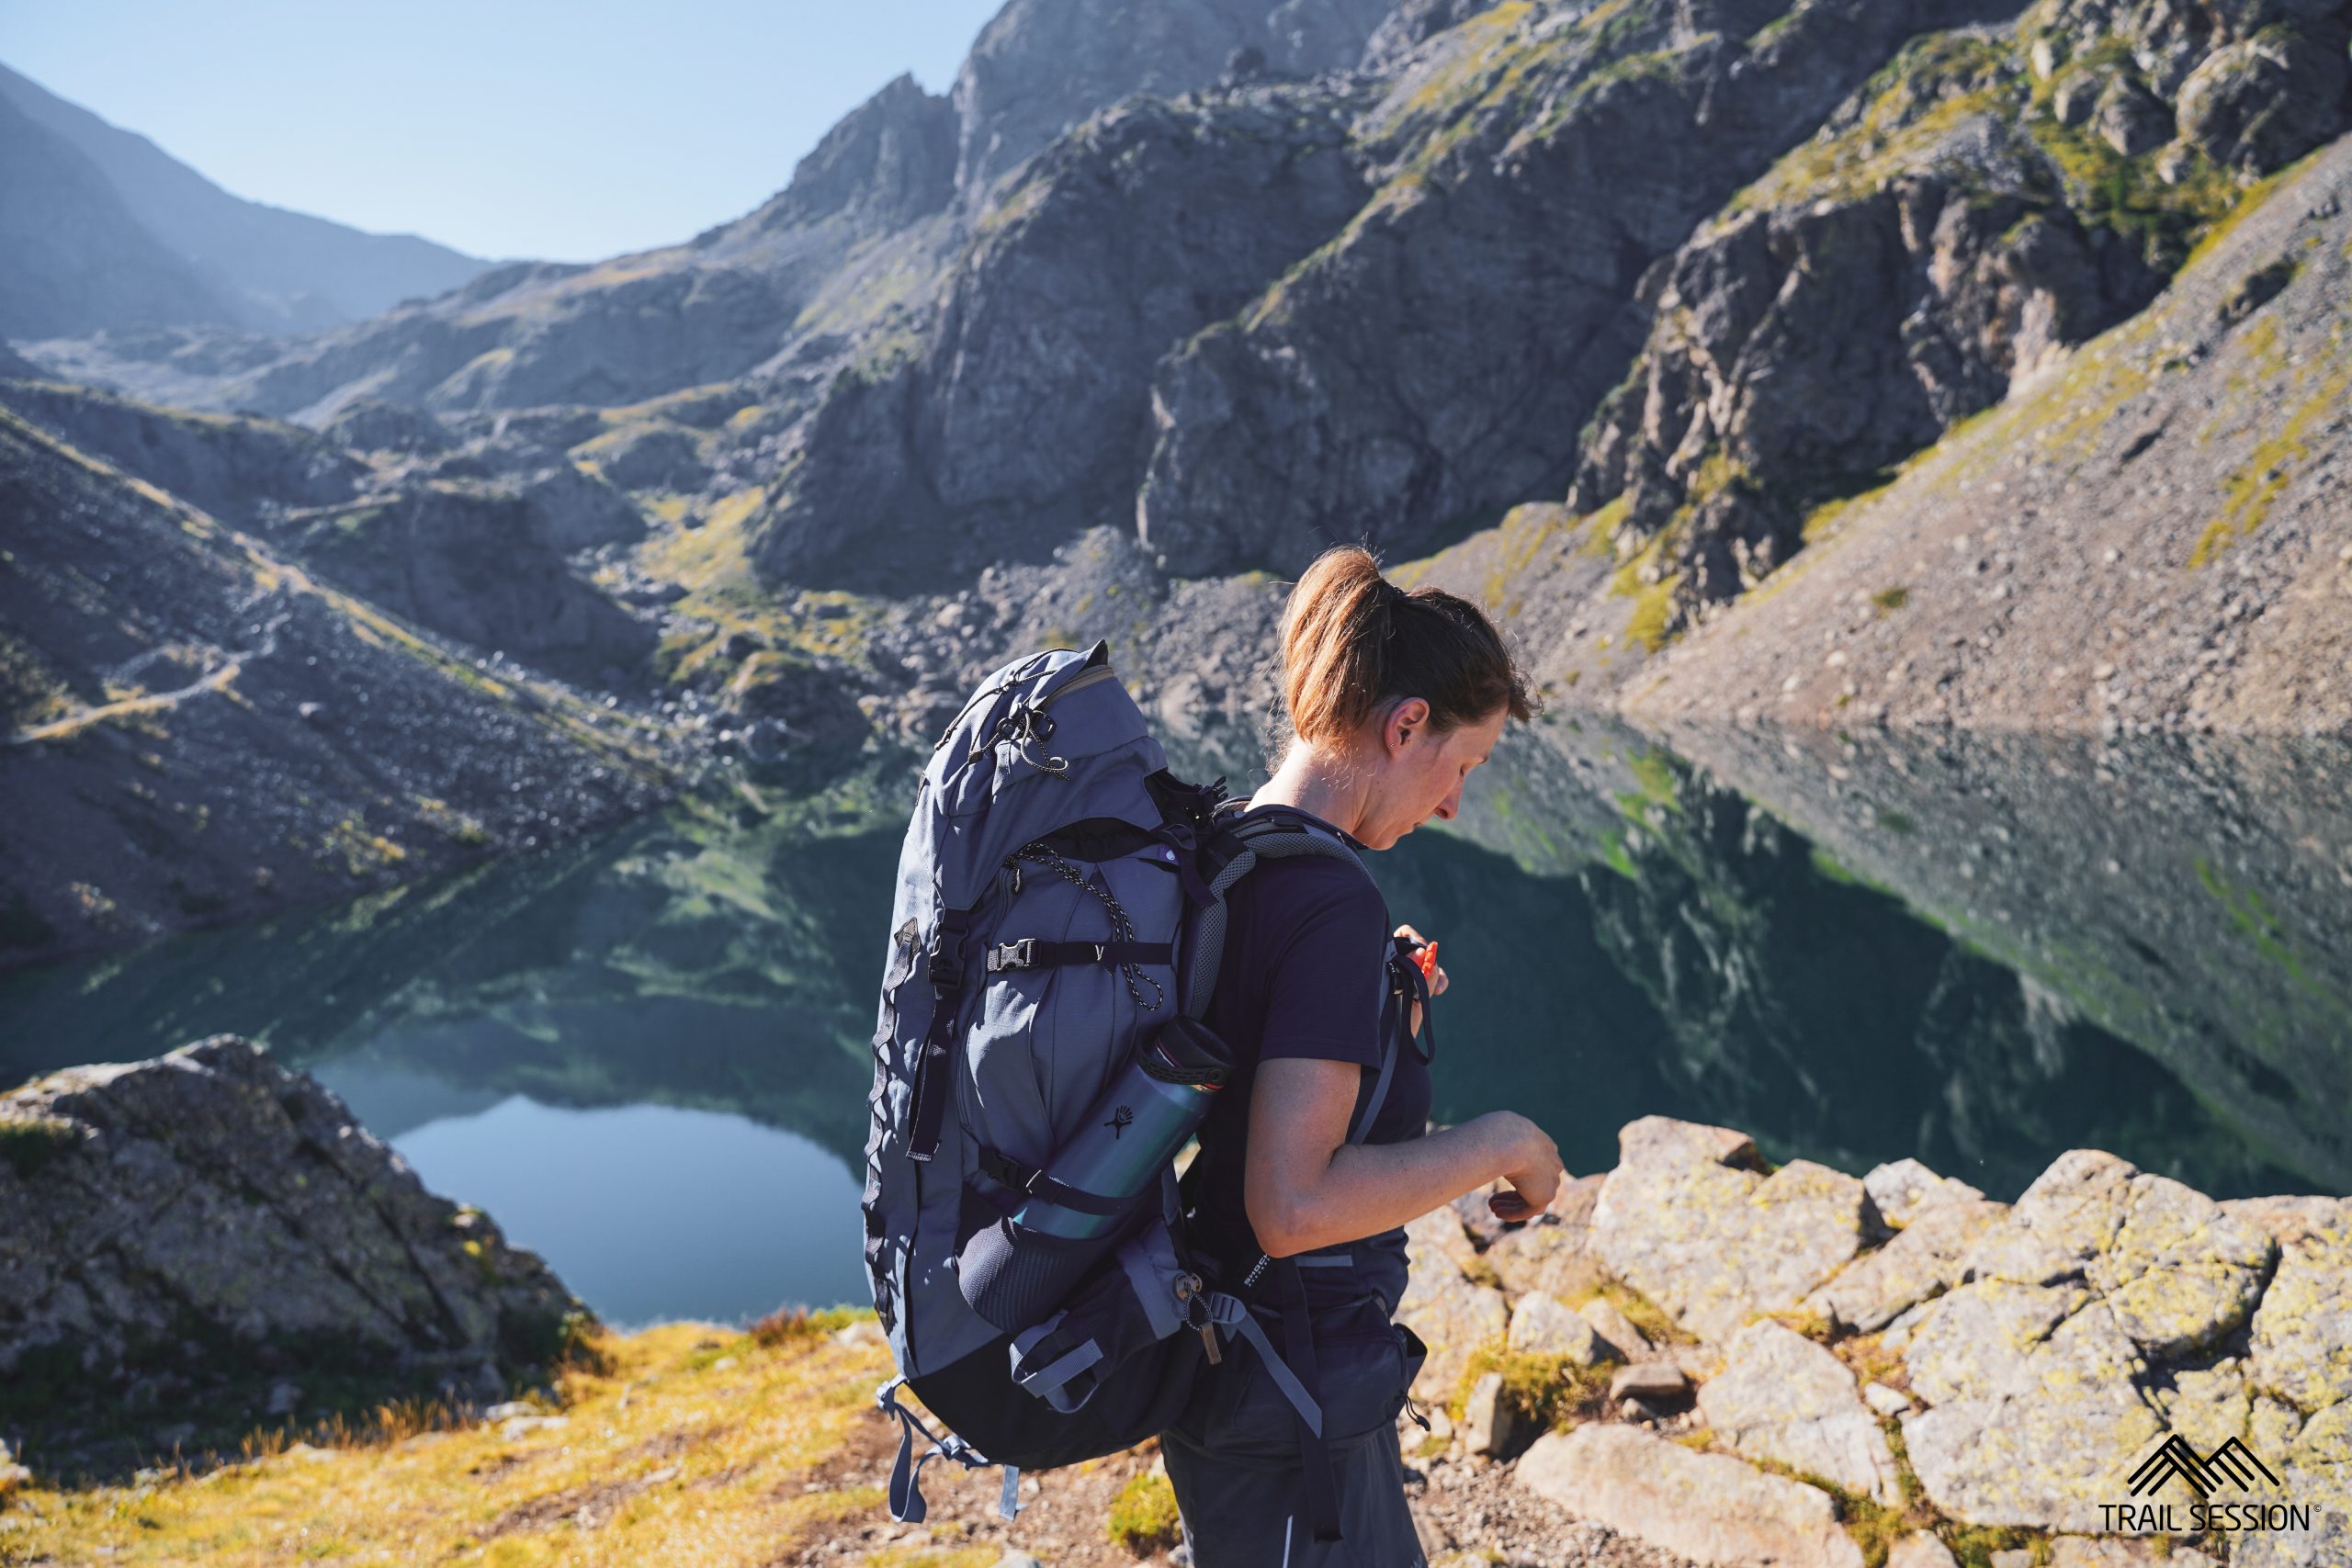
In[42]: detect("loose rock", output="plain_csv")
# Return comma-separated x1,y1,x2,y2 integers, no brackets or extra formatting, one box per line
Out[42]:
1517,1425,1863,1568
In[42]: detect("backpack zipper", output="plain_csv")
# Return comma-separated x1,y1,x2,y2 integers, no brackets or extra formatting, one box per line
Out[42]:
1037,664,1116,707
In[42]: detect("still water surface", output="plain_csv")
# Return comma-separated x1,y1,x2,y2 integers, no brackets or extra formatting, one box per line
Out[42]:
4,718,2346,1324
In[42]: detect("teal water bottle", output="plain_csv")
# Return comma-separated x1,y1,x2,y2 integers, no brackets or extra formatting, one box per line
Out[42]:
957,1017,1231,1329
1013,1017,1230,1240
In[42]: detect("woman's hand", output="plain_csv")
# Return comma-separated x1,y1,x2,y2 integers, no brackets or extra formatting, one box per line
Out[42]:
1480,1112,1565,1222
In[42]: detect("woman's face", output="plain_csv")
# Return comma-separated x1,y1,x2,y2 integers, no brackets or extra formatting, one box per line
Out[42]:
1354,702,1508,851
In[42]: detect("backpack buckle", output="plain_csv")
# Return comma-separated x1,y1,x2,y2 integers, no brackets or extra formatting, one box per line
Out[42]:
986,939,1035,973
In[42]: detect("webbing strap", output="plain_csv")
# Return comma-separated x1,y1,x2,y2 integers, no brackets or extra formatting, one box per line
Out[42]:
987,939,1172,972
878,1377,1015,1523
975,1145,1136,1218
1392,933,1438,1066
908,907,974,1162
1199,1292,1321,1436
1273,1259,1343,1543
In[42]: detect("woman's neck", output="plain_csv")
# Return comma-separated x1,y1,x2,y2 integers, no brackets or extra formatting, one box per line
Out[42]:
1251,741,1370,840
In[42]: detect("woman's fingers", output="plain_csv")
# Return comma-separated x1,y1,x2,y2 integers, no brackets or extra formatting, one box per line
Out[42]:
1487,1190,1535,1221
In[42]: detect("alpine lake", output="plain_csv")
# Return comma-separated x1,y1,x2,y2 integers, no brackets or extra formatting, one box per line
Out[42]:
6,715,2347,1328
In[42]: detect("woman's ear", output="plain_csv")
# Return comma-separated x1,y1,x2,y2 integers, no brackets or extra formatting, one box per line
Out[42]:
1385,696,1432,754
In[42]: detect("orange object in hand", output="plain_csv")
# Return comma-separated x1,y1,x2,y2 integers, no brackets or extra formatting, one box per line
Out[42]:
1413,940,1440,984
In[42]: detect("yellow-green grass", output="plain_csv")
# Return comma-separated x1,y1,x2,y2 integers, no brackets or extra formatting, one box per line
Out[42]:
3,1318,893,1568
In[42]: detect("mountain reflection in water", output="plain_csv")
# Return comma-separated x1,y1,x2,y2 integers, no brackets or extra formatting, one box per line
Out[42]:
2,723,2343,1321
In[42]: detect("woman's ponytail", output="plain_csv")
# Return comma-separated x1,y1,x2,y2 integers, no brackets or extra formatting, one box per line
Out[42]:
1278,546,1534,749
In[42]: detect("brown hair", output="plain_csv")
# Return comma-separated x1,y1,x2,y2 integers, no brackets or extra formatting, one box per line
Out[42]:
1278,546,1536,749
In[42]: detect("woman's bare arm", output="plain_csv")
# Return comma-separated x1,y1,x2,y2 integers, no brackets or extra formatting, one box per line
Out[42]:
1241,1056,1565,1258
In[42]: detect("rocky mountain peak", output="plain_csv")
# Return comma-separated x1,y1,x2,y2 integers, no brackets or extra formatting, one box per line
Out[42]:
949,0,1395,207
736,72,956,239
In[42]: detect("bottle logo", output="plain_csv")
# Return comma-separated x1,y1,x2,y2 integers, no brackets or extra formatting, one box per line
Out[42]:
1105,1106,1135,1138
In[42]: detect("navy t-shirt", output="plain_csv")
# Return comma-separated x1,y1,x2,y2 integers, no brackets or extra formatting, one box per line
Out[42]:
1180,807,1432,1297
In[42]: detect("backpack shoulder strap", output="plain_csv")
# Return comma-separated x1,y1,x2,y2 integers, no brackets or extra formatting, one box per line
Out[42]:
1182,807,1368,1017
1182,807,1396,1146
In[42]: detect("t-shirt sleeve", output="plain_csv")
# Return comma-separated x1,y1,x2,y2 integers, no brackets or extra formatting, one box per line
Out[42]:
1255,864,1388,1069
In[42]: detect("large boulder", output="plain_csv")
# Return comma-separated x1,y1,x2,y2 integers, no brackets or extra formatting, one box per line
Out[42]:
1973,1150,2276,1359
0,1038,580,1441
1893,1151,2275,1532
1699,1320,1904,1502
1517,1423,1864,1568
2247,1200,2352,1415
1590,1117,1879,1343
1901,1299,2164,1533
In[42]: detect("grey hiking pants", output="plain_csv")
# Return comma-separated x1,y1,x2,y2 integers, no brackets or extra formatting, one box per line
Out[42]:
1163,1418,1427,1568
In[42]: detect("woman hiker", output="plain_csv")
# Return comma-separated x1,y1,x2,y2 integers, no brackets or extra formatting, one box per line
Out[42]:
1166,545,1566,1565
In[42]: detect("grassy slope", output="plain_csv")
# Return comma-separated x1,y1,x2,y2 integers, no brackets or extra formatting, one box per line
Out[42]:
4,1321,892,1568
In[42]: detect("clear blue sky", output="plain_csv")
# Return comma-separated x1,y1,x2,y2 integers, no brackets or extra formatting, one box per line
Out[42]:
0,0,1008,264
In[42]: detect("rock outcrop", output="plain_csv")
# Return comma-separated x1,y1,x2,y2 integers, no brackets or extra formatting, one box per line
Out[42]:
1624,132,2352,732
283,484,656,686
0,377,365,525
1133,0,2030,579
0,1037,580,1464
1567,0,2352,623
754,85,1372,588
1385,1114,2348,1567
1517,1424,1864,1568
1590,1117,1882,1343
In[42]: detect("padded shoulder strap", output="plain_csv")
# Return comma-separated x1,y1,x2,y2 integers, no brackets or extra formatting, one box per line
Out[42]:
1182,808,1368,1017
1181,808,1396,1145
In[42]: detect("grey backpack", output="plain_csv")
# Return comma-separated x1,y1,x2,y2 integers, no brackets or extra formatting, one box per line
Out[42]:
861,642,1414,1526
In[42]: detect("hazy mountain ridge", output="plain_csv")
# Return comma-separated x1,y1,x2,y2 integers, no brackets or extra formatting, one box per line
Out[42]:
0,62,492,335
0,409,672,966
0,89,239,341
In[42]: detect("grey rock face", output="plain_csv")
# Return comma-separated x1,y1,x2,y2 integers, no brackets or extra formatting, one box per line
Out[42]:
1133,0,2029,579
2176,28,2352,171
1885,1150,2282,1531
0,1036,579,1394
948,0,1393,208
1901,1300,2163,1532
323,398,456,457
1590,1116,1880,1343
289,484,656,685
756,85,1370,589
1508,1292,1605,1364
1981,1149,2277,1359
1699,1320,1904,1502
2248,1201,2352,1415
